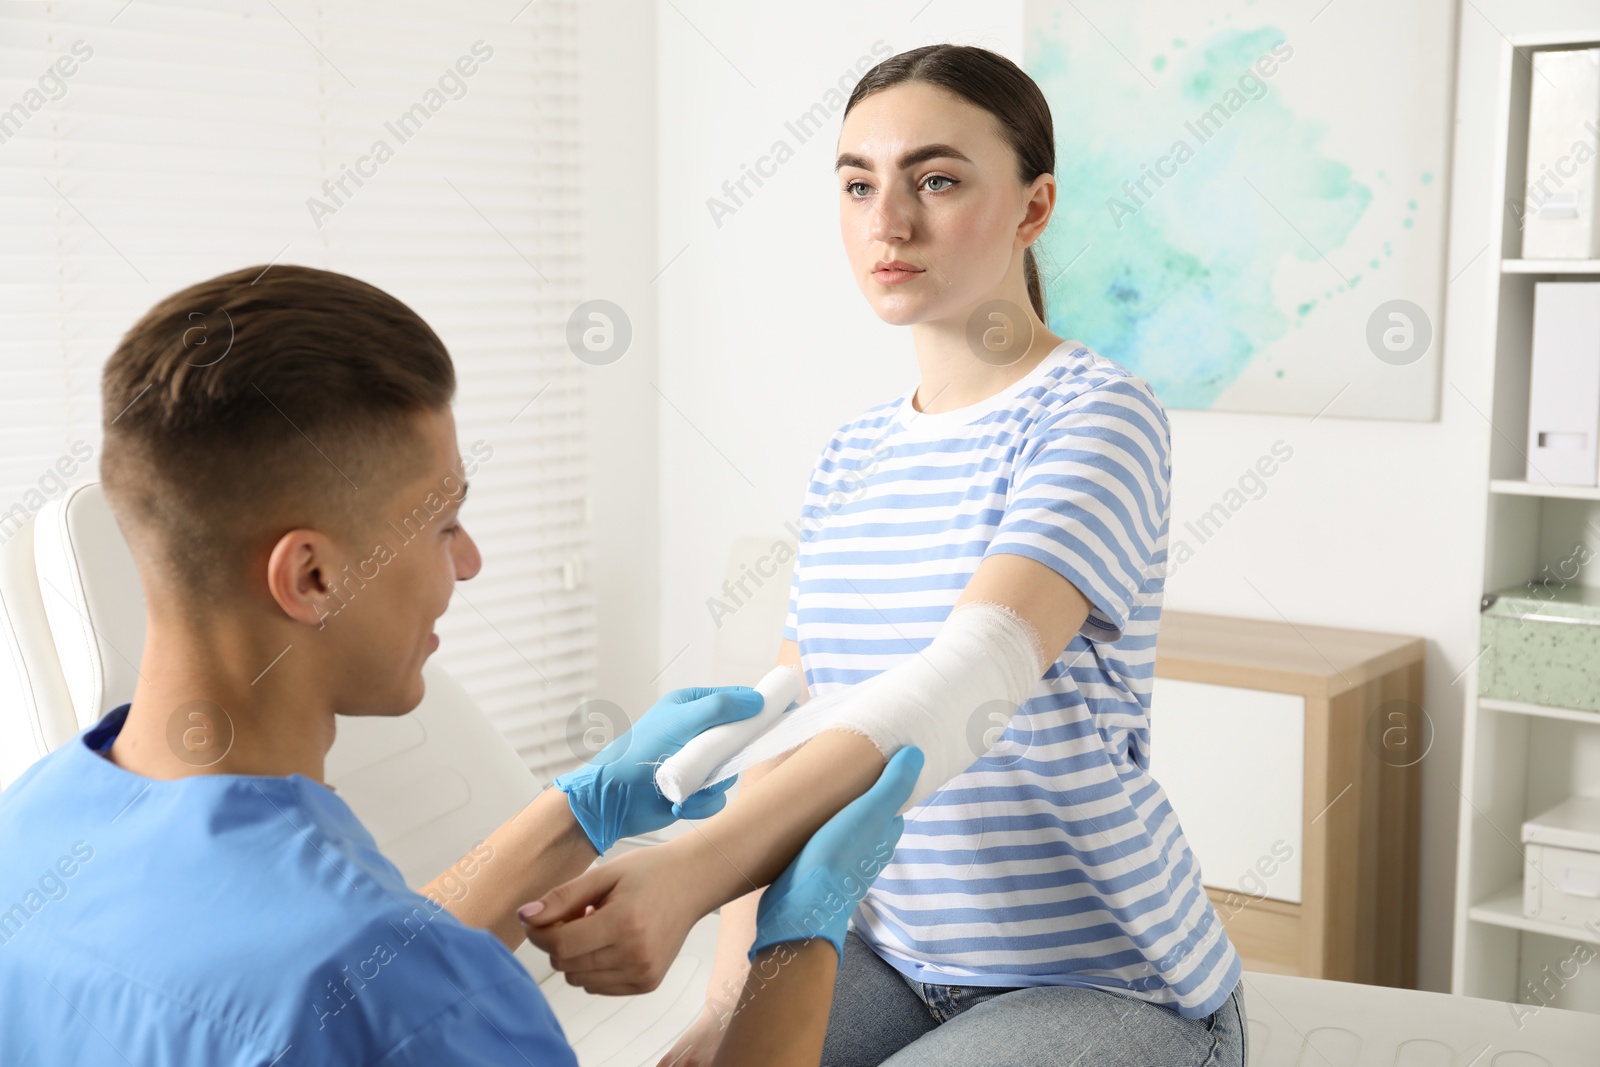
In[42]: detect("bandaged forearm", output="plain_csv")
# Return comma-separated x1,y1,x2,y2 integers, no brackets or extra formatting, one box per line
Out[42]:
687,601,1048,813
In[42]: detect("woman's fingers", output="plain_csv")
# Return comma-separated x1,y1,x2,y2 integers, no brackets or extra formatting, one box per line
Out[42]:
520,864,618,928
561,966,652,995
523,909,623,963
540,938,635,976
519,866,632,962
521,888,651,964
531,895,687,996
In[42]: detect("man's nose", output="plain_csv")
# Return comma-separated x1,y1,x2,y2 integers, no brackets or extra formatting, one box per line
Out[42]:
455,525,483,581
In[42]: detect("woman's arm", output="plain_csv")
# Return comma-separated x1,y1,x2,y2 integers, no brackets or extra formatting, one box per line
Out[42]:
524,555,1089,991
522,729,889,994
685,554,1091,908
958,552,1092,648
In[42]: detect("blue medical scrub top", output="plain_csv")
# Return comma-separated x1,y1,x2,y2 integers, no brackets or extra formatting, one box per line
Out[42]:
0,704,579,1066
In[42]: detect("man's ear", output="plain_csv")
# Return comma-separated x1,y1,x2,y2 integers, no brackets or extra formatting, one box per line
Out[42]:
265,528,343,629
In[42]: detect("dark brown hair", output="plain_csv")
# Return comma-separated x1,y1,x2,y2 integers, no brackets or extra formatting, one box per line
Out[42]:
101,264,456,595
842,44,1057,320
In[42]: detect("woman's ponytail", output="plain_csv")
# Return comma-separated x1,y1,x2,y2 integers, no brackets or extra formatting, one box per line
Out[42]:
1023,247,1046,321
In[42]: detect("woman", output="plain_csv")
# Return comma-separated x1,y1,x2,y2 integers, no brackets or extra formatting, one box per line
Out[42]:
529,43,1247,1067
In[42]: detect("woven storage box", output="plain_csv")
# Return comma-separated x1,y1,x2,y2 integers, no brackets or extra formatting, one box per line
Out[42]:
1478,584,1600,711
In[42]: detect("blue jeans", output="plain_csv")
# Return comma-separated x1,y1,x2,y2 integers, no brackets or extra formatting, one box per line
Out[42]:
822,930,1248,1067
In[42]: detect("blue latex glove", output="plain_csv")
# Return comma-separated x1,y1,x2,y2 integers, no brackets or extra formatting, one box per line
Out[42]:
553,686,765,855
750,745,925,964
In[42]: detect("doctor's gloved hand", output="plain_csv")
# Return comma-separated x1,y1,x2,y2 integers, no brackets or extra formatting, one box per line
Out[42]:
750,745,924,963
553,686,764,855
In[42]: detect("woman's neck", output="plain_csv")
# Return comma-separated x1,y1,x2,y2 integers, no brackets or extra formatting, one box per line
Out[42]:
908,314,1066,414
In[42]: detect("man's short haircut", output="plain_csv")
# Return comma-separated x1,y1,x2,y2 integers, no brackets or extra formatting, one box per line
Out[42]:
101,264,457,598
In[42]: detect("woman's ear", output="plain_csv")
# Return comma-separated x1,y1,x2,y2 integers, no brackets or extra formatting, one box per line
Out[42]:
1018,172,1056,246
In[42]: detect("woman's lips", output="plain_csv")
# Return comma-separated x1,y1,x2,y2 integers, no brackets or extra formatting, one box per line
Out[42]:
872,267,923,285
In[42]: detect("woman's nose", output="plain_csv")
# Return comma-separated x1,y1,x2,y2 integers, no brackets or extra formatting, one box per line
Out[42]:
866,185,913,244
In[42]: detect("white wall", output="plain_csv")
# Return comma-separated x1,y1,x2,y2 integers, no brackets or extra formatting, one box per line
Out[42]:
579,0,662,717
650,4,1025,684
610,0,1600,996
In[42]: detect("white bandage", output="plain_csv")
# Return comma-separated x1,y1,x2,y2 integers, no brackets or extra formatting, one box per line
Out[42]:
654,665,804,804
699,601,1048,813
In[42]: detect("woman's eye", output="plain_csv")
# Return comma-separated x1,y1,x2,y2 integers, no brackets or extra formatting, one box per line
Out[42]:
845,176,957,197
443,523,461,535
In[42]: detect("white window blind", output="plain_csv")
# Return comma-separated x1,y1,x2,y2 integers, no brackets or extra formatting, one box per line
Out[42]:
0,0,596,784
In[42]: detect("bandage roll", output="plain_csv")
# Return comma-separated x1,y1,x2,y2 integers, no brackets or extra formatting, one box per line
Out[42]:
654,665,804,804
696,601,1047,814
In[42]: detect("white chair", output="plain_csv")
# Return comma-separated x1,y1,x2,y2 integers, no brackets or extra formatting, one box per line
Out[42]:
0,496,79,786
0,482,716,1067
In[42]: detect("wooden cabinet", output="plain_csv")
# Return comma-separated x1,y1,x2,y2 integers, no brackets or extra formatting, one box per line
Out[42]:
1153,610,1426,987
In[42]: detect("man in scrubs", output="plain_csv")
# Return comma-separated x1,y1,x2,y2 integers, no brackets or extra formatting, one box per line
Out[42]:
0,264,910,1066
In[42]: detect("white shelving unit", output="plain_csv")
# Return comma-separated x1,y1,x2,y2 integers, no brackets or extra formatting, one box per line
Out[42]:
1502,259,1600,274
1450,32,1600,1016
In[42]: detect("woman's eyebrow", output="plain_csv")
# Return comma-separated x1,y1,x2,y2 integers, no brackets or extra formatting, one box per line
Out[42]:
835,143,973,172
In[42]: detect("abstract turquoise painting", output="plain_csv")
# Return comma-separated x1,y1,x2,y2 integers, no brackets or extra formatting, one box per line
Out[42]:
1025,0,1450,420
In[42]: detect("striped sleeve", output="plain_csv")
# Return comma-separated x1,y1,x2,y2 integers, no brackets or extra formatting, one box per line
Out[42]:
983,377,1170,642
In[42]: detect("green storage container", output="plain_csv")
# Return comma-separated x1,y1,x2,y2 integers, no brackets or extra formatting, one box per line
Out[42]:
1479,583,1600,711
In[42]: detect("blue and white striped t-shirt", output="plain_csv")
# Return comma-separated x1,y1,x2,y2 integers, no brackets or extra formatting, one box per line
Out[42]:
783,340,1242,1019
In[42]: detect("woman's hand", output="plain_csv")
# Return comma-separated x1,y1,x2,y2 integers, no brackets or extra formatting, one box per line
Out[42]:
519,835,733,995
